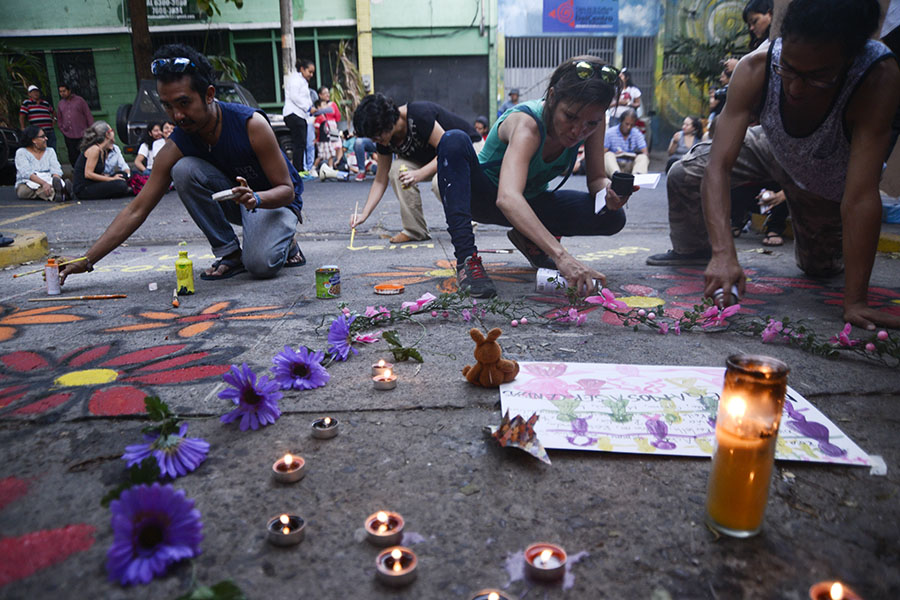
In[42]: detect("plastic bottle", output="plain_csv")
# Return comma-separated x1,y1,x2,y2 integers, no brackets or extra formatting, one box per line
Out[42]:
175,250,195,296
45,258,60,295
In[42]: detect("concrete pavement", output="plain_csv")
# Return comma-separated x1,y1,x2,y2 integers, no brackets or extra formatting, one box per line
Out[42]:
1,158,899,599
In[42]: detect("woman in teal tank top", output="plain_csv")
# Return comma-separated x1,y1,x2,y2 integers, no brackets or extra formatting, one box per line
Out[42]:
436,56,631,298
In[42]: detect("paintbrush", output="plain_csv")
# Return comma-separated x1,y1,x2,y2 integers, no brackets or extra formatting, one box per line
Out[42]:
350,200,359,248
13,256,88,278
28,294,127,302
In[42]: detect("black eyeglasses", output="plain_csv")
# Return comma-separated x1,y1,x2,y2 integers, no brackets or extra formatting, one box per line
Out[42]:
150,57,196,75
772,61,840,89
574,60,620,84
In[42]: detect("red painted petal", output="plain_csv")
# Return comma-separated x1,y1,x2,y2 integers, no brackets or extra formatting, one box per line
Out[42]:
123,364,231,385
12,393,72,415
0,391,27,409
0,352,49,372
136,352,210,372
99,344,186,367
0,477,29,511
622,284,656,296
0,524,95,586
602,311,625,326
87,386,148,416
66,345,113,368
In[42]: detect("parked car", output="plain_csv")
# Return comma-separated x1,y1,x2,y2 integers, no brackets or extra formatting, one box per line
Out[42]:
116,80,293,160
0,126,23,185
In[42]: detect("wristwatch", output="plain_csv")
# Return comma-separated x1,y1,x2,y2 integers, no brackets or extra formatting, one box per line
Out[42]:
251,192,261,213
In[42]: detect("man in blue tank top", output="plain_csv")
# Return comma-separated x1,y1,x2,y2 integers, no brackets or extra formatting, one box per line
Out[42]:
59,44,305,284
649,0,900,331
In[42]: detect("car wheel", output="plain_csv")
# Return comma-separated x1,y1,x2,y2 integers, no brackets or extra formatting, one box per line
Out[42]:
116,104,132,141
277,133,293,162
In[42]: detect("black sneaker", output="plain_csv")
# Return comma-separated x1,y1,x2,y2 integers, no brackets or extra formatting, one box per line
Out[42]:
52,177,64,201
507,228,557,269
646,249,712,266
457,253,497,298
64,179,75,202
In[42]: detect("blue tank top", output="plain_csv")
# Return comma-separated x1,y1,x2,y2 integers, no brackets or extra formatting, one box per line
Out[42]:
171,102,303,217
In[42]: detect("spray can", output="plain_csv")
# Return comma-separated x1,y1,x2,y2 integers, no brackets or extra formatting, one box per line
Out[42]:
45,258,60,296
398,164,410,189
175,250,195,296
535,268,601,295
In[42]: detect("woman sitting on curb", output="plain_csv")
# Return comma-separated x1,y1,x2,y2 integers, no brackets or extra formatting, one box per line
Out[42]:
14,125,72,202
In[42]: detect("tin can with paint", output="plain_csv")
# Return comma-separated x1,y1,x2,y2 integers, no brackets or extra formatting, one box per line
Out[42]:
175,250,195,295
398,164,411,189
535,268,600,295
316,266,341,298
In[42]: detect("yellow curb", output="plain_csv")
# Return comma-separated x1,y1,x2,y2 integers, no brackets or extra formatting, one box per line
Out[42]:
878,233,900,253
0,229,49,269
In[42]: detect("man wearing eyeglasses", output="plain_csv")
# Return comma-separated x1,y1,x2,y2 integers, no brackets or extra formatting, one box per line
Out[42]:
648,0,900,331
59,44,305,284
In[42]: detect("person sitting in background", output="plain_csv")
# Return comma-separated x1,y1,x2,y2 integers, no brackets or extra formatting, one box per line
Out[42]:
667,116,703,173
497,88,520,117
73,121,132,200
607,68,642,126
351,93,482,244
743,0,773,50
474,116,489,140
15,125,71,202
104,143,131,179
604,109,648,175
134,122,163,175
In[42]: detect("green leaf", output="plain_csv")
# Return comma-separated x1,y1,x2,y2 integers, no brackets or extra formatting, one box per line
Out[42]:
382,330,402,348
145,396,173,422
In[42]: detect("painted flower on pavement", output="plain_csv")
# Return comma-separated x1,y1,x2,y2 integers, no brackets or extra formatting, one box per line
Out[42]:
219,363,282,431
106,483,203,586
122,423,209,479
650,267,790,311
819,286,900,317
102,300,291,339
362,259,532,294
0,304,86,343
270,346,330,391
0,343,236,419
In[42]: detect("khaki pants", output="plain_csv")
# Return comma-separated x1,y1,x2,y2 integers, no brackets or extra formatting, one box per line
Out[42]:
604,151,649,176
16,182,55,201
389,157,441,241
666,125,843,277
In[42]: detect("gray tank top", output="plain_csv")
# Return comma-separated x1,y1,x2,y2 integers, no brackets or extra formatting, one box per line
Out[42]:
759,38,893,202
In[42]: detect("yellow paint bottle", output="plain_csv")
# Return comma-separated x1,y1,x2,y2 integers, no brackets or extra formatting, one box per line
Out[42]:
398,164,410,189
175,250,194,296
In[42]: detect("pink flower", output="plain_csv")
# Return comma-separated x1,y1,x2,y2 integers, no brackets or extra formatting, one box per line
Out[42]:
341,307,351,316
761,319,784,343
511,320,518,327
520,317,528,325
576,313,587,326
829,323,859,347
364,306,390,320
638,309,646,317
431,310,438,317
401,292,437,313
462,309,472,322
673,322,681,335
647,312,656,320
701,304,741,328
354,332,381,344
877,330,889,341
865,342,876,352
442,311,449,319
658,322,669,335
585,289,628,311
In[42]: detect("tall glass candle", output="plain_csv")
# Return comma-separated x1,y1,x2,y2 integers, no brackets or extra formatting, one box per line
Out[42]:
706,354,788,537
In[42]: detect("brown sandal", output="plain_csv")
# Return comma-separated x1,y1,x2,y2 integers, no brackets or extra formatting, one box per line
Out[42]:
762,232,784,247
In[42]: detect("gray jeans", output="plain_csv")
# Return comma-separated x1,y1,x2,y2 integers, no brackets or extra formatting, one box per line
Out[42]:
667,126,843,277
170,156,299,279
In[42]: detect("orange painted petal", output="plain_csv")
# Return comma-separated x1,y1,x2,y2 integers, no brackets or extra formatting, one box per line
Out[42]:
201,302,231,314
0,327,14,342
227,313,287,321
138,311,180,321
2,305,76,317
2,314,83,325
439,279,458,293
364,270,428,278
103,323,169,333
224,306,281,314
178,322,216,337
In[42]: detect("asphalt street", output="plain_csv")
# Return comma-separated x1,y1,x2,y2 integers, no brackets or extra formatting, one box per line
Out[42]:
1,155,899,599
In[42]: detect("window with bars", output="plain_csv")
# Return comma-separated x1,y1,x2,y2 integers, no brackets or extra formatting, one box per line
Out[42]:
54,50,101,110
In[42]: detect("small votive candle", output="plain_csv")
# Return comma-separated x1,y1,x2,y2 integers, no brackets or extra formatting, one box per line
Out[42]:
523,543,567,582
365,510,405,547
372,359,394,377
809,581,863,600
266,513,305,546
311,416,339,439
375,546,417,587
272,453,306,483
470,589,513,600
373,368,398,391
706,354,789,538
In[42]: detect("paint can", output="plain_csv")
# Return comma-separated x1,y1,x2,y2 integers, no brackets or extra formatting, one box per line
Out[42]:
175,250,194,295
535,268,600,295
45,258,60,296
316,266,341,298
398,164,411,189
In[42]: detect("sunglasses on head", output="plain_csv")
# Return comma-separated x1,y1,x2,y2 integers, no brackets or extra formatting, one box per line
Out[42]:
150,57,196,75
574,60,620,84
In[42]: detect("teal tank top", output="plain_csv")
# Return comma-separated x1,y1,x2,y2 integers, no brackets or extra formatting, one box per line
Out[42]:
478,99,580,199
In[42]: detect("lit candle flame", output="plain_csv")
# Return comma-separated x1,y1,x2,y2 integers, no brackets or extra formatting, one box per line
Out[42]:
280,514,290,525
391,548,403,572
726,396,746,419
282,526,290,534
488,594,499,600
378,359,385,367
324,417,332,426
384,369,392,379
830,583,843,600
539,548,553,565
376,511,388,523
283,453,293,467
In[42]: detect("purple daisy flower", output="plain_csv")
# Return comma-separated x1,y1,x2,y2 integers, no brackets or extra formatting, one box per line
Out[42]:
122,423,209,479
327,314,358,361
106,482,203,586
218,363,283,431
271,346,330,390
